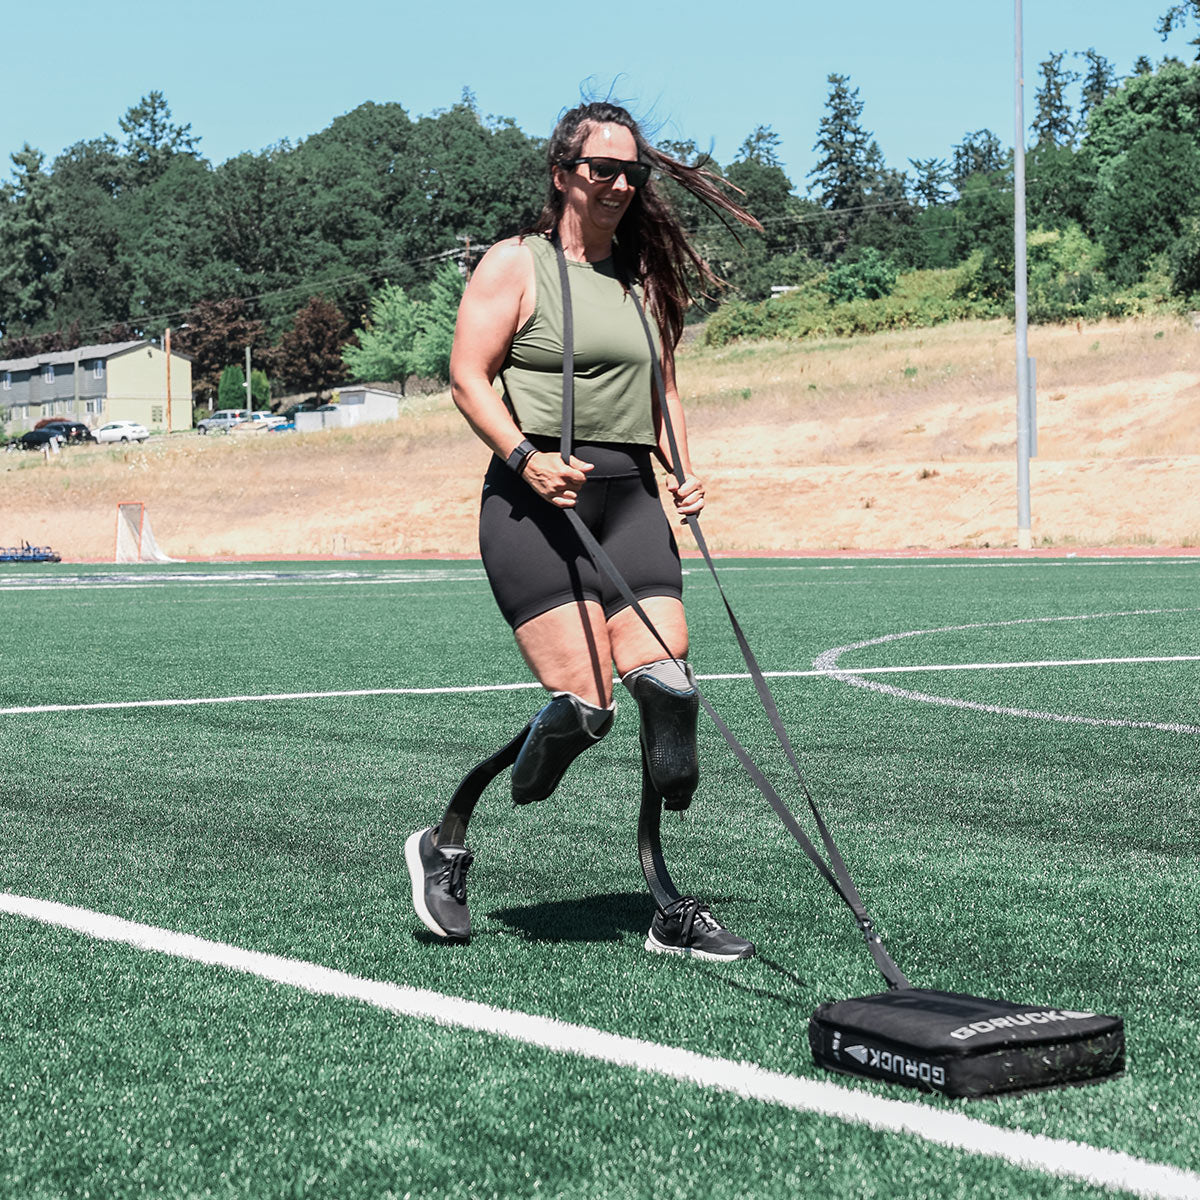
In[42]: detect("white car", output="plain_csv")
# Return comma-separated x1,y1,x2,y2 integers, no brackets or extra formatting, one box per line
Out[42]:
232,412,287,432
95,421,149,444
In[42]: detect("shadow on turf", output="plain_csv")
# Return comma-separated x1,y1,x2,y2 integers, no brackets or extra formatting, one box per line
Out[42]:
489,891,650,942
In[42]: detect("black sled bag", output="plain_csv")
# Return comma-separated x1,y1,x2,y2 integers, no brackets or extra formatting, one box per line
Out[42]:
809,987,1124,1098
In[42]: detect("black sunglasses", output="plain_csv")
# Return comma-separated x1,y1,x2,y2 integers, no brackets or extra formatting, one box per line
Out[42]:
562,157,651,188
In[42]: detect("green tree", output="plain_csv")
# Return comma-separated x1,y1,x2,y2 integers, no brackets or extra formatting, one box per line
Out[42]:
0,146,59,335
1032,52,1079,147
112,154,222,323
808,74,876,212
250,369,270,408
218,364,246,409
908,157,951,207
952,130,1004,190
1157,2,1200,56
821,248,898,302
1091,130,1200,278
46,136,129,328
1025,143,1093,229
1081,60,1200,165
119,91,200,187
412,262,465,383
1078,49,1118,130
737,125,783,167
342,282,420,392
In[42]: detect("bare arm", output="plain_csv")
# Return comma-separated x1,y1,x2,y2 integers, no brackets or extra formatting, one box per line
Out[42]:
450,239,592,507
652,341,706,520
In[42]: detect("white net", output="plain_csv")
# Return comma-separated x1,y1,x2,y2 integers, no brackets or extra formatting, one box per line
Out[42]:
114,502,182,563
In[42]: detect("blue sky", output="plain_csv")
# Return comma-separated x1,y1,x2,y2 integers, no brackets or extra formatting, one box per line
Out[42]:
3,1,1194,189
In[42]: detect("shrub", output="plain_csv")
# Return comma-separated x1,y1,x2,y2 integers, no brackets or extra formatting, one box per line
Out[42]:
703,262,989,347
821,248,899,302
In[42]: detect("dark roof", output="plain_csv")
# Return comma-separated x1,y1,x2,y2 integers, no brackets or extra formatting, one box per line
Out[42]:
0,340,149,372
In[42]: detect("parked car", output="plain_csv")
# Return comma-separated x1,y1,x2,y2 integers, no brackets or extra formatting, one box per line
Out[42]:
232,412,286,432
95,420,149,444
38,420,96,443
196,409,248,434
13,429,62,451
269,420,296,433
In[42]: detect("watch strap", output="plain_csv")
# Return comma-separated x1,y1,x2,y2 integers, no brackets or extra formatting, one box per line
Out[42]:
505,438,537,474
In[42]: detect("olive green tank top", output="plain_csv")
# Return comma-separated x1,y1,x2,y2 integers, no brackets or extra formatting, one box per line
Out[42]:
499,234,661,446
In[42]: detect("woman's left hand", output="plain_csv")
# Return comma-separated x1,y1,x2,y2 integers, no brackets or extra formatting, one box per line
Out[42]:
666,472,706,521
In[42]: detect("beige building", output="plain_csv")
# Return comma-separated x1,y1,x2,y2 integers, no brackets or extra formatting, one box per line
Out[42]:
0,339,194,434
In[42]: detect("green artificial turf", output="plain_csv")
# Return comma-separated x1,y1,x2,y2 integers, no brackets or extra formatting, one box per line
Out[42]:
1,556,1197,1197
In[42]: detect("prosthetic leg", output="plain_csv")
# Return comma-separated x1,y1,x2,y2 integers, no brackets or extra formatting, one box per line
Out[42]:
625,659,755,960
408,692,614,941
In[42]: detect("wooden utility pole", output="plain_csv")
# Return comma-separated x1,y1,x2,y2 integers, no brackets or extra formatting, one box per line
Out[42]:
245,345,253,412
164,328,173,433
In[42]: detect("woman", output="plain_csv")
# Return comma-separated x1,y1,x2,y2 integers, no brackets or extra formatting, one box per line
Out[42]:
406,101,762,959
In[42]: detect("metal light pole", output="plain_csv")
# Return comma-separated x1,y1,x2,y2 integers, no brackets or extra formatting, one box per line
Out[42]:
1014,0,1033,549
245,345,253,413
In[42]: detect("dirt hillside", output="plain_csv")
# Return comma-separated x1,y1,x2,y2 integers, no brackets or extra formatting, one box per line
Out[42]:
3,316,1198,560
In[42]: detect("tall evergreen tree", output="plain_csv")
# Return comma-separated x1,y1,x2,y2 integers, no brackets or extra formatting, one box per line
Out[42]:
952,129,1005,189
1032,51,1079,147
48,136,129,328
118,91,200,187
908,157,952,207
1157,2,1200,57
0,146,59,335
737,125,783,167
1078,49,1118,129
808,74,875,211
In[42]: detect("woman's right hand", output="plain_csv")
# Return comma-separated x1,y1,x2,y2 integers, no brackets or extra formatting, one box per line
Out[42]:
522,452,594,508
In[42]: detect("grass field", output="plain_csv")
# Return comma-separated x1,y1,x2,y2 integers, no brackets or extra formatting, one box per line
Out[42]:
1,555,1198,1199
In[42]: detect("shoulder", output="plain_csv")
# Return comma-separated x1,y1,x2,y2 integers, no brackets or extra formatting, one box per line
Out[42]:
470,235,538,293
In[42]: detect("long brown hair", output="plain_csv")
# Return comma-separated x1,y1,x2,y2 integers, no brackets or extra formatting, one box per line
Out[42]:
525,102,763,349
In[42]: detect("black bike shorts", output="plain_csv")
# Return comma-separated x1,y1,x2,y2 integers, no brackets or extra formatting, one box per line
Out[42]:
479,437,683,630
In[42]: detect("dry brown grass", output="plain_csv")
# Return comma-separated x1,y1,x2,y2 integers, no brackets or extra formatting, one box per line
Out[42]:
3,315,1198,558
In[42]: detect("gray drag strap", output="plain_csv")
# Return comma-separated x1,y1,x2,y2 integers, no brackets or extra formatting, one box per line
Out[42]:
551,234,910,990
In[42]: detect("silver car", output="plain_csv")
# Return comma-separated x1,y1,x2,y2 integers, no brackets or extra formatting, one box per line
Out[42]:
197,409,249,434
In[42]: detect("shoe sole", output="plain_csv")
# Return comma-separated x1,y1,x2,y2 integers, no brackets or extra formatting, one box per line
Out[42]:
644,931,755,961
404,828,466,941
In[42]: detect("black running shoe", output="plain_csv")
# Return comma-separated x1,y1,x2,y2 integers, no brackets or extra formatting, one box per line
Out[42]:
645,897,755,961
405,825,474,941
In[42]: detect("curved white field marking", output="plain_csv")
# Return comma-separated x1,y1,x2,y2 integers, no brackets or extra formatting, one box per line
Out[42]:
3,892,1197,1200
813,609,1200,734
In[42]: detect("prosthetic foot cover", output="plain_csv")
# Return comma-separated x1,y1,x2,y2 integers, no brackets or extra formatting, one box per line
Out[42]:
625,660,699,811
511,692,614,805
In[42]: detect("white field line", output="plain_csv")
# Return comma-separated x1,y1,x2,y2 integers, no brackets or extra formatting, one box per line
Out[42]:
1,893,1197,1200
0,570,488,593
0,653,1194,718
1,556,1195,593
814,610,1200,735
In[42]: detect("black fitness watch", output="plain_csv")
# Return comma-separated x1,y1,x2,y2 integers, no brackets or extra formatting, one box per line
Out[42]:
505,438,538,475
